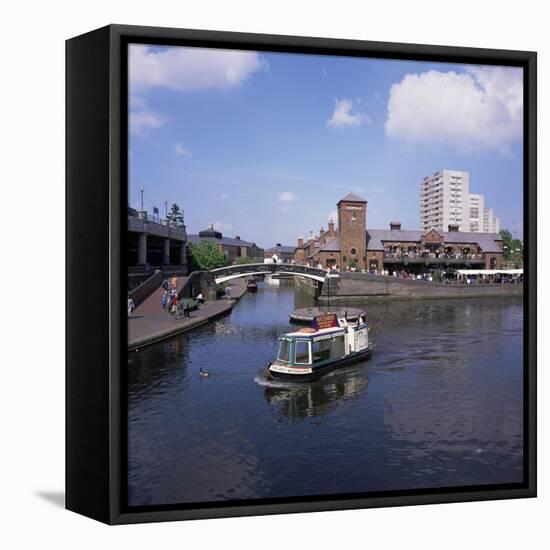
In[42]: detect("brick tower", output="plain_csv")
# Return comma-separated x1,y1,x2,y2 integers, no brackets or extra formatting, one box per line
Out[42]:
337,192,367,269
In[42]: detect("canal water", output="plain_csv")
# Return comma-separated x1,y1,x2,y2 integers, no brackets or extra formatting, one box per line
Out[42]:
127,281,524,506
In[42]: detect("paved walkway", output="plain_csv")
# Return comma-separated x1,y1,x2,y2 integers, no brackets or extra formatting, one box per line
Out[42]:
128,278,247,349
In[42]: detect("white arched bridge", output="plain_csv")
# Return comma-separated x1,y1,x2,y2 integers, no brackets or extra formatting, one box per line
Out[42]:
210,263,327,284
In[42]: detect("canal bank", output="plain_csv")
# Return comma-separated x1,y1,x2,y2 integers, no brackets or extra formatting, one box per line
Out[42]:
128,278,247,350
318,272,523,304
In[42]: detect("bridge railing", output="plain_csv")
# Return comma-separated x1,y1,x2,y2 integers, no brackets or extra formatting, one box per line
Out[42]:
210,263,326,280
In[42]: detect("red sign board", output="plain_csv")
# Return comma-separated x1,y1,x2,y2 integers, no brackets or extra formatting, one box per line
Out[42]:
312,313,339,330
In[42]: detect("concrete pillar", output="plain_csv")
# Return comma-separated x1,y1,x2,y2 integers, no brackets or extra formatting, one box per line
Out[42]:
138,233,147,265
163,238,170,265
179,242,187,265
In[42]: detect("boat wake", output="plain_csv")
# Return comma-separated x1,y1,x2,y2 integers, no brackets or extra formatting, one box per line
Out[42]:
254,370,297,388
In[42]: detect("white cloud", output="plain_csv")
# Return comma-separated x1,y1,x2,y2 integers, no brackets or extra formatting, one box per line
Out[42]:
175,142,192,157
130,44,267,91
129,109,166,136
327,98,371,128
129,95,166,136
385,67,523,153
278,191,297,202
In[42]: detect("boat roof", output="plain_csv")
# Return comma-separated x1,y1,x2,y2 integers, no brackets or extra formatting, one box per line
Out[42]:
283,325,346,339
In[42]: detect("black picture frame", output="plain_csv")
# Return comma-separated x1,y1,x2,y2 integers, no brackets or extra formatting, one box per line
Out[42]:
66,24,537,525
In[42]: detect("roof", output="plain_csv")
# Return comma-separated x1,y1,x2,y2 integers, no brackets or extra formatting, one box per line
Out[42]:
188,234,259,248
338,192,367,203
307,245,321,259
198,226,222,239
366,229,502,253
265,244,296,254
319,237,341,252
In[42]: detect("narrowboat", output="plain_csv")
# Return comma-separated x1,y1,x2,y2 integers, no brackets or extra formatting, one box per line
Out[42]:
266,313,373,382
247,279,258,292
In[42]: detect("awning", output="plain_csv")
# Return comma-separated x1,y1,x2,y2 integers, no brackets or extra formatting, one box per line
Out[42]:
455,269,523,276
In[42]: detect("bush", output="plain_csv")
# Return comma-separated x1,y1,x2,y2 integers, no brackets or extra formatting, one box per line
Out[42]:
187,298,199,311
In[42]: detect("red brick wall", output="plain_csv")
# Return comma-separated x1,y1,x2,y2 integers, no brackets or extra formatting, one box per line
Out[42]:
338,200,367,269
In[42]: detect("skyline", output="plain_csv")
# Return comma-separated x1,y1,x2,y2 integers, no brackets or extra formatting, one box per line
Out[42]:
128,44,524,249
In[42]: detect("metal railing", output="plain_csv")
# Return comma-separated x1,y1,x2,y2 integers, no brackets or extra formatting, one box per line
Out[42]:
210,262,327,280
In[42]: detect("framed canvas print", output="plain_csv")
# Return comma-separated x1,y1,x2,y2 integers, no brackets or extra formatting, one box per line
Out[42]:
66,24,537,524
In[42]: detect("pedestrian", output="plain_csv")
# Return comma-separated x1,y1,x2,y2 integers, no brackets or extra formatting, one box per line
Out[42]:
162,278,169,291
196,292,204,304
170,287,177,306
127,296,135,318
183,298,191,318
225,285,232,299
161,289,168,311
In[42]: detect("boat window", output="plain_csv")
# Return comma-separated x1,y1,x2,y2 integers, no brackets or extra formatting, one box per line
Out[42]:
295,340,311,365
312,339,332,363
278,339,291,362
330,335,346,359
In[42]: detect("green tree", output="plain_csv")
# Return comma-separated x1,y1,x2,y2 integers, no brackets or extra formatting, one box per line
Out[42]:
234,256,263,265
499,229,513,261
499,229,523,266
187,241,229,271
166,203,184,228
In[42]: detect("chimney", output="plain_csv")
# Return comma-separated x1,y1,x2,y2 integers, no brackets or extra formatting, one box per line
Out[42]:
308,230,314,242
390,221,402,231
297,237,304,247
328,219,335,234
448,224,459,232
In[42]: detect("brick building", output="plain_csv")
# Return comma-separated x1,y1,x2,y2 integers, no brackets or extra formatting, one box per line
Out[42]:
188,225,264,263
264,243,297,263
294,193,503,272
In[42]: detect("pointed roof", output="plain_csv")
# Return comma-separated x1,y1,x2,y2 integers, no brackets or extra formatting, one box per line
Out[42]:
338,192,367,204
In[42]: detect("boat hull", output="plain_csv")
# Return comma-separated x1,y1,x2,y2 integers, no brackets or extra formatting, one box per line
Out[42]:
267,346,373,383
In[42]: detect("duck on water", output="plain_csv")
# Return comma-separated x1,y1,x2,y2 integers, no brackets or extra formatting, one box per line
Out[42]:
266,312,373,383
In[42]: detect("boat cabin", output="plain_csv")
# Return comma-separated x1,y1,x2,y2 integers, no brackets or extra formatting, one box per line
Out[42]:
277,327,347,367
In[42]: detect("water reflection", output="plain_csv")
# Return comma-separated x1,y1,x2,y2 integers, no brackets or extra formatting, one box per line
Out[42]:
261,366,369,423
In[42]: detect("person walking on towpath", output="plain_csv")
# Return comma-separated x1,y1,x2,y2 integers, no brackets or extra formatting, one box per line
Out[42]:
161,289,169,311
225,285,232,300
182,298,191,318
127,296,135,318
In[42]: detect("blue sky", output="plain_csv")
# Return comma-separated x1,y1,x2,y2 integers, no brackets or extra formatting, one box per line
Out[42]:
129,45,524,248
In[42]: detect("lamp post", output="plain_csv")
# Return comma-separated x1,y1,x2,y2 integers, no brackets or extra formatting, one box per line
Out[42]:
164,200,168,219
140,188,144,212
